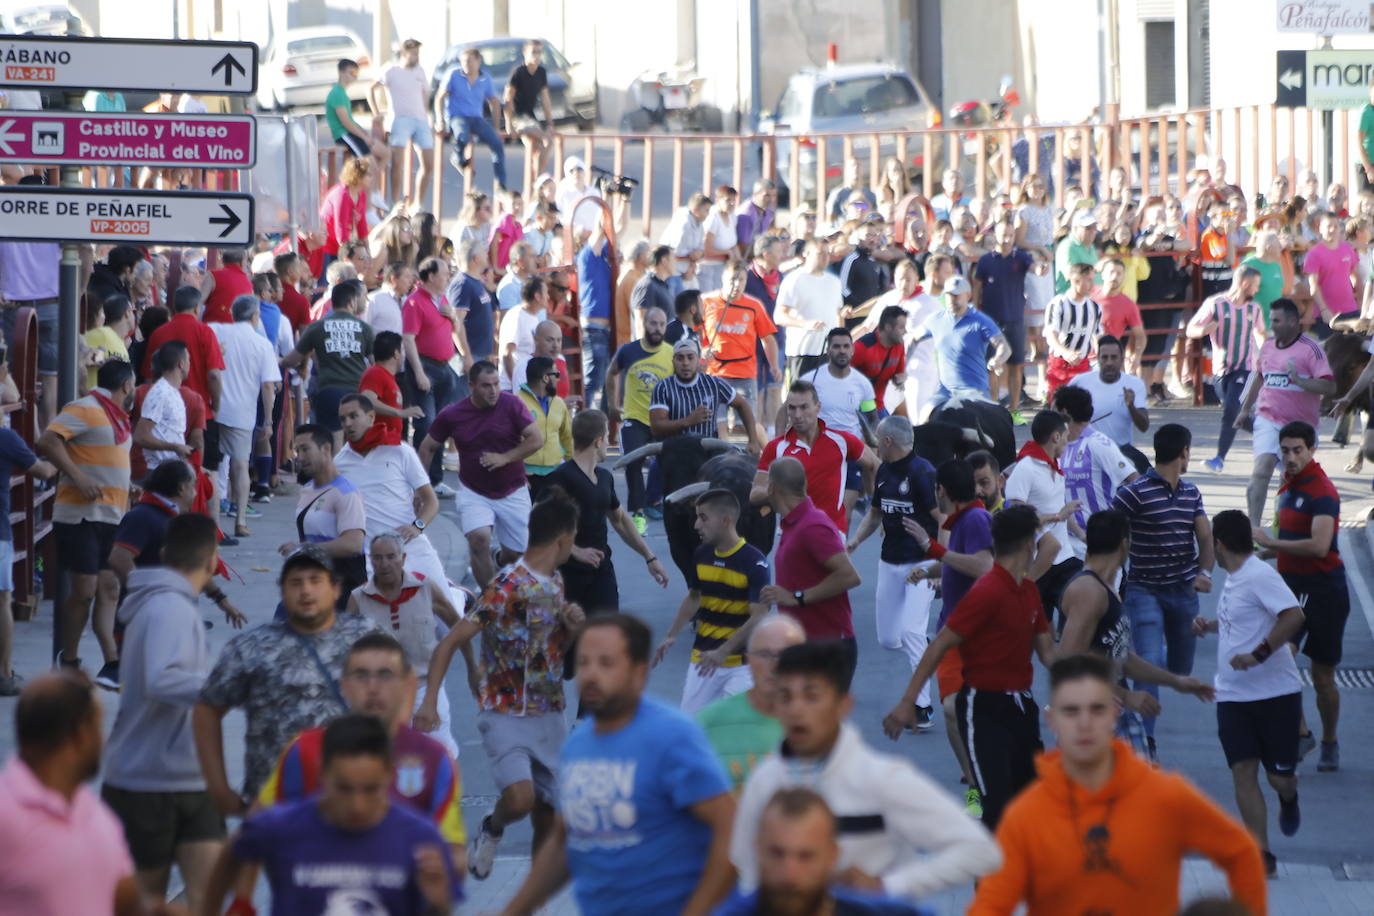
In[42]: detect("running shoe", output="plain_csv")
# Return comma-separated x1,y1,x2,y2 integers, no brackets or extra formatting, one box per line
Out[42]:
914,705,935,732
964,788,983,818
632,512,648,536
251,486,273,504
0,672,23,696
645,504,664,521
1278,791,1301,836
243,504,263,519
434,482,458,499
1203,457,1224,473
94,660,120,692
1297,732,1317,761
219,534,240,547
468,815,502,880
1262,850,1277,877
1317,741,1340,772
219,499,232,515
1009,410,1027,427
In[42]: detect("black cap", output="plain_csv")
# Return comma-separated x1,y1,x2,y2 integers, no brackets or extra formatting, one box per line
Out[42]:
279,544,338,582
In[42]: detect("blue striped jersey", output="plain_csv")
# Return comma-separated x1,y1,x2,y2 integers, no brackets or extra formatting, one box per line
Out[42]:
1112,469,1205,585
691,538,769,667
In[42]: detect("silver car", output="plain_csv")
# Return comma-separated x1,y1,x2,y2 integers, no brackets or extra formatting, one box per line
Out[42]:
257,26,374,111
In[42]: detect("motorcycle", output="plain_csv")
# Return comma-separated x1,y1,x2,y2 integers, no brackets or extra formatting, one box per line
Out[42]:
620,64,723,133
948,76,1021,160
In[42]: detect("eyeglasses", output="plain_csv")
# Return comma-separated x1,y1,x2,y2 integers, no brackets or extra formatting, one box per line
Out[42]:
344,668,401,684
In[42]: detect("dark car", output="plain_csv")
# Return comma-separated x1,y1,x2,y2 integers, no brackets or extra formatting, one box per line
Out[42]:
431,36,596,131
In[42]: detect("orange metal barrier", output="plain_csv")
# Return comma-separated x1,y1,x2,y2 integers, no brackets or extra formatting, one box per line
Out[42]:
6,307,54,620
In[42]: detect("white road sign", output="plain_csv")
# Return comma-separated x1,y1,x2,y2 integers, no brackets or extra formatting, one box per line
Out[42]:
0,36,256,95
0,188,254,247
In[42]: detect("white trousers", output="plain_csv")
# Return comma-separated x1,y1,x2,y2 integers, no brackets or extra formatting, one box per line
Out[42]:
876,559,935,708
680,664,754,716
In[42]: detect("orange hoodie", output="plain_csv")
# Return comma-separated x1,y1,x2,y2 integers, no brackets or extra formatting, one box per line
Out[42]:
969,740,1267,916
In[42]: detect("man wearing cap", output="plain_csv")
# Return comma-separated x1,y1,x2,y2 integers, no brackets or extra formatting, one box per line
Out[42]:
910,275,1011,409
1054,210,1099,296
556,156,603,235
371,39,433,206
650,337,763,450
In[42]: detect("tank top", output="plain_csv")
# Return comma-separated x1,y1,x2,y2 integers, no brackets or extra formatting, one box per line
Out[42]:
1069,568,1130,663
351,572,439,673
203,266,253,324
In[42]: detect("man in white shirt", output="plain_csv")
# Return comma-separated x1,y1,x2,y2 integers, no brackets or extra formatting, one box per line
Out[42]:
1005,410,1082,622
495,241,538,314
365,262,415,337
333,393,453,601
803,328,878,441
499,276,549,392
1067,335,1151,473
369,38,432,205
775,238,843,381
556,155,603,235
1194,509,1306,875
660,193,711,286
135,341,192,473
212,296,282,537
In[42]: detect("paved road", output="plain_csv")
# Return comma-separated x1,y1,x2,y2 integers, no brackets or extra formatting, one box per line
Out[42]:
4,406,1374,913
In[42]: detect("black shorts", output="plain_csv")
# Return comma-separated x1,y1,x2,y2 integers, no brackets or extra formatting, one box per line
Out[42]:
336,133,369,158
1284,571,1351,667
101,785,226,870
54,521,117,576
1217,692,1302,774
997,319,1027,365
202,420,223,472
844,459,863,492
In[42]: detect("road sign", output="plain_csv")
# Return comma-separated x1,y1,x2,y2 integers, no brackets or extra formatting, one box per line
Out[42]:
0,188,253,247
1277,0,1373,34
0,36,256,95
0,111,256,168
1275,48,1374,108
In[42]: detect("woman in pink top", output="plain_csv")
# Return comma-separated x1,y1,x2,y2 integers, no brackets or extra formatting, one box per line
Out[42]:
1303,211,1362,326
489,187,526,271
319,156,371,261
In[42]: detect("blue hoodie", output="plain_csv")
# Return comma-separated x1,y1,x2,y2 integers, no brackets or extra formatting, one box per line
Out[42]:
102,567,211,792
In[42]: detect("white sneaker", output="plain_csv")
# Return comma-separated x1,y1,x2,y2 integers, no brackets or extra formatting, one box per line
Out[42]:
468,815,502,879
433,482,458,499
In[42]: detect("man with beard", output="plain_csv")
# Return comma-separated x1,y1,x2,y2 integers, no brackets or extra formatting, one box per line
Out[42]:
279,424,368,604
493,614,736,916
716,788,934,915
609,305,674,532
1067,334,1151,474
650,338,763,448
803,328,879,521
909,276,1011,410
518,356,574,497
850,305,908,414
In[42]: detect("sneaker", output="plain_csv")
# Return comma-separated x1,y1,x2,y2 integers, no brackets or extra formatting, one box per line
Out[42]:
219,534,240,547
243,504,263,519
1262,850,1277,877
251,487,272,504
94,660,120,691
632,511,648,536
914,705,935,731
645,504,664,521
1297,732,1317,761
434,482,458,499
1278,791,1301,836
0,672,22,696
964,788,983,818
1203,457,1224,473
468,815,502,879
1009,409,1027,427
1317,741,1340,772
219,499,232,515
56,652,81,672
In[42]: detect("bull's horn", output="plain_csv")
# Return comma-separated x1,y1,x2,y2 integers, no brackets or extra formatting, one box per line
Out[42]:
700,438,731,453
665,481,711,504
960,428,994,447
613,442,663,468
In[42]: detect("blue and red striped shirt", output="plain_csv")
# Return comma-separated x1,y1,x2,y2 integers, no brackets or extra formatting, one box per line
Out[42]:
1277,460,1343,577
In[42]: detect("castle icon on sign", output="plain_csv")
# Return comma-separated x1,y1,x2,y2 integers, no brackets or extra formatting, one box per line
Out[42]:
32,122,63,154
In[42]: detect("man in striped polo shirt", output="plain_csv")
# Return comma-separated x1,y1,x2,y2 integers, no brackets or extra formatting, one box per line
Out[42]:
655,488,770,715
1186,266,1263,473
1111,423,1216,759
1043,262,1103,397
648,338,762,448
1052,385,1138,554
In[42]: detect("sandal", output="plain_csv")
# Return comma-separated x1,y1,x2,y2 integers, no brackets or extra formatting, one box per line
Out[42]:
234,525,251,538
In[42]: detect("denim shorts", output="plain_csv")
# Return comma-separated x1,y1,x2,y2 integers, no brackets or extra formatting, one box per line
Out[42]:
387,115,434,150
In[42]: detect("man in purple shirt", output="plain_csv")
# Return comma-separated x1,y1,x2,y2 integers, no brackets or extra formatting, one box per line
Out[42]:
0,224,60,426
756,458,863,684
734,180,777,254
418,361,543,586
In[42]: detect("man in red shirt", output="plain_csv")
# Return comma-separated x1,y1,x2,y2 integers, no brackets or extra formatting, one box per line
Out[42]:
882,503,1056,828
199,248,253,324
141,285,224,432
758,457,863,683
851,305,907,412
359,331,423,443
753,380,878,533
404,257,462,489
1093,258,1146,367
273,251,314,334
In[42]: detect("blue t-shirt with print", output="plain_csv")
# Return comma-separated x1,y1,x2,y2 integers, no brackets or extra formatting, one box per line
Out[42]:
560,696,731,916
233,798,462,916
0,428,36,541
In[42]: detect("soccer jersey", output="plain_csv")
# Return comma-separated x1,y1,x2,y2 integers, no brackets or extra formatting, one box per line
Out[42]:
874,450,938,564
612,339,674,425
1061,427,1135,532
758,421,865,532
1187,293,1260,376
1254,334,1332,427
1276,460,1343,576
1044,295,1102,361
691,539,769,668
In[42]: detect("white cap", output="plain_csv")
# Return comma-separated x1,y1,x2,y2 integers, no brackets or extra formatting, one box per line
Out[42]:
944,274,972,297
564,155,587,174
1073,210,1098,228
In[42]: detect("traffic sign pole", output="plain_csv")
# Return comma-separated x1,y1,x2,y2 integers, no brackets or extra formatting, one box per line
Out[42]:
52,87,81,665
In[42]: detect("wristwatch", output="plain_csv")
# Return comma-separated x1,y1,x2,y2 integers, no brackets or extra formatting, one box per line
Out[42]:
412,518,427,532
793,589,806,607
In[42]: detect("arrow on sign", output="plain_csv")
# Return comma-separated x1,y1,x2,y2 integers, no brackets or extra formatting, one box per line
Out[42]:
1279,69,1303,91
211,53,247,88
0,120,20,155
208,203,242,239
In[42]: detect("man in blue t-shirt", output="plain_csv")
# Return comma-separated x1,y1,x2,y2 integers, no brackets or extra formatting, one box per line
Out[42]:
576,223,615,410
202,713,461,916
435,46,507,190
448,240,498,379
495,614,735,916
972,221,1037,408
910,275,1011,410
0,426,53,694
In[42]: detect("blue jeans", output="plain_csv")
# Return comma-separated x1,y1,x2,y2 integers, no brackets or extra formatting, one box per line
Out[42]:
411,357,460,485
449,115,507,189
618,419,662,512
1122,579,1199,737
1214,368,1249,461
582,325,611,411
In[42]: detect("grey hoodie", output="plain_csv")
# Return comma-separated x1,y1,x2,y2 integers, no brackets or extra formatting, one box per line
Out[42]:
102,567,211,792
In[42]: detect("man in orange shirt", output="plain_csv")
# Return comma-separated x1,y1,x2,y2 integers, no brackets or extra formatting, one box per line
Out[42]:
702,258,780,436
969,653,1266,916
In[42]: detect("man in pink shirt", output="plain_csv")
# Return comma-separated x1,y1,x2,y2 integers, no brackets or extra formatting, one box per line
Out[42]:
1303,212,1363,328
1237,297,1335,525
0,673,148,916
404,257,462,491
1093,258,1146,372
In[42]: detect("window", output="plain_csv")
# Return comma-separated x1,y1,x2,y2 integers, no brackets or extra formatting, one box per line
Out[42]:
1144,20,1176,110
777,84,806,122
811,75,919,119
287,35,362,56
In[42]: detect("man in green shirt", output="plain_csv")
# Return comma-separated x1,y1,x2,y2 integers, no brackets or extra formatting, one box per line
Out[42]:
696,613,805,791
327,58,372,159
1359,83,1374,193
1055,210,1099,295
1239,229,1287,328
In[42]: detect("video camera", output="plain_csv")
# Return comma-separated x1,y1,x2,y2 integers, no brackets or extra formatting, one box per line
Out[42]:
590,165,640,200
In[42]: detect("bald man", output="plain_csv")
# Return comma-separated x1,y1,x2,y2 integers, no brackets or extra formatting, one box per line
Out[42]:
0,673,153,915
696,614,806,791
522,319,572,403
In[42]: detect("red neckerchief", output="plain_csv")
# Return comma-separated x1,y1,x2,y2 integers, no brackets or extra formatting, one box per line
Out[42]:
137,491,178,515
1017,440,1063,476
89,389,131,444
1278,460,1325,495
942,499,987,531
188,468,232,580
351,422,399,455
363,572,427,630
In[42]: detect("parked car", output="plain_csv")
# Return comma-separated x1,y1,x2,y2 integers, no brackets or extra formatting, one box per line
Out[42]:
760,63,937,209
0,2,90,36
257,26,373,111
431,37,596,131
